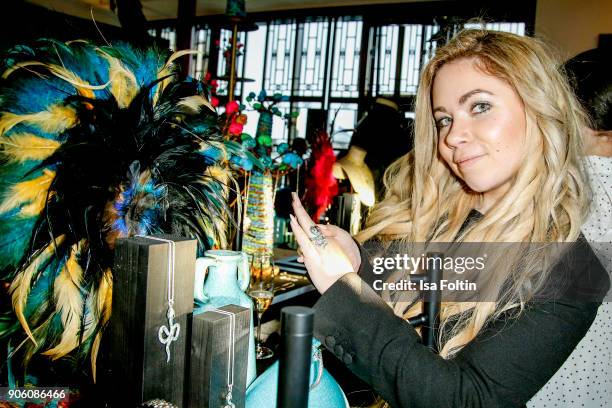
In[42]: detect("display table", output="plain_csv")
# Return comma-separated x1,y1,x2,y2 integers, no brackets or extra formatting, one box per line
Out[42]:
271,249,316,305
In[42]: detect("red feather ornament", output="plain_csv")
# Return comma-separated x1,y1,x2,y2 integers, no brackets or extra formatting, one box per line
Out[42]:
304,130,338,222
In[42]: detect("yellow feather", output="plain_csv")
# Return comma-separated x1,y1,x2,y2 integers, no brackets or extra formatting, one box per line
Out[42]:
91,268,112,383
42,242,84,360
206,165,230,182
10,235,66,346
96,269,113,324
0,105,78,136
199,141,229,161
91,331,103,383
153,50,200,106
165,50,201,68
81,268,112,343
1,61,107,98
201,166,231,248
177,95,215,114
97,50,139,108
0,133,61,162
0,169,55,217
11,313,55,368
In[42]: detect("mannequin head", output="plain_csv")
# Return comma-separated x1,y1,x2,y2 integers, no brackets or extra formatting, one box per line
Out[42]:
564,48,612,157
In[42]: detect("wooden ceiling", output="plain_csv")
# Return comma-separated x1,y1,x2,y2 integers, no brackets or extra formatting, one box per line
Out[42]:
25,0,431,26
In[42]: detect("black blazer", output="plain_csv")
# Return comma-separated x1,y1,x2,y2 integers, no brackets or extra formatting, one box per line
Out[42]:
313,237,609,408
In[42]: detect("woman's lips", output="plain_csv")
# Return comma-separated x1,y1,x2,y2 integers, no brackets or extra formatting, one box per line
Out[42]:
456,154,486,168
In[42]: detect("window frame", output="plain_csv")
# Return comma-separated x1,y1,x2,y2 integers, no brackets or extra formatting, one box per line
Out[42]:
147,1,536,147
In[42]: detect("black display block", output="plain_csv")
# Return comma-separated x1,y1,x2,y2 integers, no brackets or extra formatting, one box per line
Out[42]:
107,235,196,408
189,305,250,408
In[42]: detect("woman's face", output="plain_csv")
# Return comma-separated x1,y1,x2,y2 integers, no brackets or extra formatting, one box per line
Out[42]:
432,57,527,212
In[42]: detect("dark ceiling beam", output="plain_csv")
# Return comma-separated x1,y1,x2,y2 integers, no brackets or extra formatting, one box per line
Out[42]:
176,0,197,76
150,0,536,34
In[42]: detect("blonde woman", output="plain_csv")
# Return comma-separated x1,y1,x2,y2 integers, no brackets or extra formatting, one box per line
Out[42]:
289,29,610,407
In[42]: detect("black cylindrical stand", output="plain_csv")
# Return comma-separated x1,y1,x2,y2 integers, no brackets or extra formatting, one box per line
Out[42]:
421,252,443,352
276,306,314,408
407,251,443,351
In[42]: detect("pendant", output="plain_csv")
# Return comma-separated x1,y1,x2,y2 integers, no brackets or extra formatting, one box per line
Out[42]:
223,390,235,408
158,305,181,363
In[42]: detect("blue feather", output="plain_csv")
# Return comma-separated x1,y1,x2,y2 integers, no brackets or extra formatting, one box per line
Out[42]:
111,161,167,236
200,145,224,164
8,79,74,115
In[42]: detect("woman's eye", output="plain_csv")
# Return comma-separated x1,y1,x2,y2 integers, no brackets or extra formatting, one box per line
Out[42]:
436,117,452,128
472,102,491,114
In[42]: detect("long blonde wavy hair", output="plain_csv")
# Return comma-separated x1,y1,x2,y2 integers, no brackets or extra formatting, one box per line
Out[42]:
357,29,590,358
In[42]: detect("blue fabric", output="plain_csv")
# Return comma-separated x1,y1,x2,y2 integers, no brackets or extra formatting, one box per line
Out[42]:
245,339,349,408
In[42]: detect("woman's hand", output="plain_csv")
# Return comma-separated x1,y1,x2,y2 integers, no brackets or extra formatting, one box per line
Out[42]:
290,192,361,294
299,224,362,272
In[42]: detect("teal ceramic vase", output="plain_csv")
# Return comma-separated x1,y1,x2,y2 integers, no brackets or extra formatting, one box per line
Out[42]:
245,339,349,407
194,249,257,386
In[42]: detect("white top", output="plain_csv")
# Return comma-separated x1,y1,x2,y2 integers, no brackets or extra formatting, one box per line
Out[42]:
528,155,612,408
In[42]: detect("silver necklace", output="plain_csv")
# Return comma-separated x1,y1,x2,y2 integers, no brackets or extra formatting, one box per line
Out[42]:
139,236,180,363
212,308,236,408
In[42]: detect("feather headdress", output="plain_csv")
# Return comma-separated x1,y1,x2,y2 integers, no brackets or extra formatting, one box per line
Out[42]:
0,39,237,386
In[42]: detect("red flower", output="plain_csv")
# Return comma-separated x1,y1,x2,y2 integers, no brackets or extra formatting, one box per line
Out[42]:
210,80,219,88
229,121,244,135
225,100,240,114
211,96,220,107
204,72,211,82
214,39,220,46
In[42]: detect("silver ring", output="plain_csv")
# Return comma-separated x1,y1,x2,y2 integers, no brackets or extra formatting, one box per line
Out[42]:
309,225,328,248
141,399,178,408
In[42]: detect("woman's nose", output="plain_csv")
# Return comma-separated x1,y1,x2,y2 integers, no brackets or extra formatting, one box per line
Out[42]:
444,118,472,148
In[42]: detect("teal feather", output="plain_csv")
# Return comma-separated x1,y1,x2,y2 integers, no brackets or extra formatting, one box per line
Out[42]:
0,213,37,279
0,312,19,341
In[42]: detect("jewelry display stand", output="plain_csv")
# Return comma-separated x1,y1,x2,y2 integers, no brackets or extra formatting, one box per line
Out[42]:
106,235,197,407
189,305,250,408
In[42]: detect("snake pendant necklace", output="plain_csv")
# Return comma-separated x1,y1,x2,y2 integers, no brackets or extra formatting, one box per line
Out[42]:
213,308,236,408
139,236,180,363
